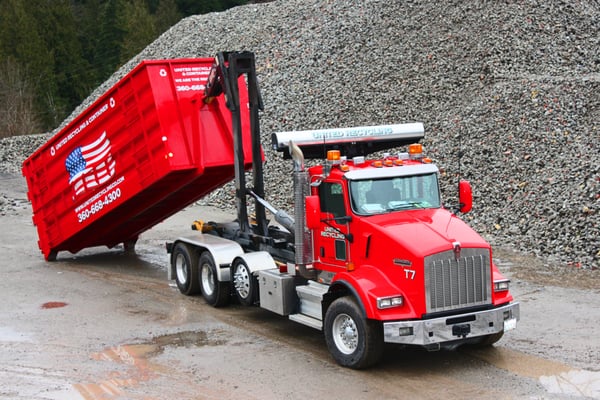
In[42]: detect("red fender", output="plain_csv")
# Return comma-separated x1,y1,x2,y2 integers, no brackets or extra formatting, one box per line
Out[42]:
330,265,419,321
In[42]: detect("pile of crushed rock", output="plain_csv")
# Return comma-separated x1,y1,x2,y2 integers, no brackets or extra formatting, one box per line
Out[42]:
2,0,598,268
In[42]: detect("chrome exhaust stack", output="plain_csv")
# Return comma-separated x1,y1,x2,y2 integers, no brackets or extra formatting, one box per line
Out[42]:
290,141,316,279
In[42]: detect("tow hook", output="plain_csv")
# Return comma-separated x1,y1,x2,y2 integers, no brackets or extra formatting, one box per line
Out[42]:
452,324,471,338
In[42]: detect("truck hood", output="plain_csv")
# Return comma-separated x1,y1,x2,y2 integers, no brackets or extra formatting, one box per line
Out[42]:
360,208,489,258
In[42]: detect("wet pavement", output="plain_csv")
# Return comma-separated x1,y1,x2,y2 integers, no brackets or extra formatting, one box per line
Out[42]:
1,197,599,399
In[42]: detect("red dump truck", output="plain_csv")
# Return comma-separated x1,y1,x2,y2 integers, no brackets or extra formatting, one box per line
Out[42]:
23,51,519,368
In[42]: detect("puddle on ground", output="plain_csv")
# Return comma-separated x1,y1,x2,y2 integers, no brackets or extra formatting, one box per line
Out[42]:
152,330,227,348
74,330,226,400
41,301,68,309
465,346,571,378
466,347,600,399
0,326,31,342
540,370,600,399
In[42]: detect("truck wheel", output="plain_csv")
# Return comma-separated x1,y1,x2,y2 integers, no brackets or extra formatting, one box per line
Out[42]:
173,243,200,295
232,258,258,306
324,297,383,369
199,252,229,307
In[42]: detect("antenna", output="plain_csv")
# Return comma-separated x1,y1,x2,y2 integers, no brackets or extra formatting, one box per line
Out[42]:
457,133,463,188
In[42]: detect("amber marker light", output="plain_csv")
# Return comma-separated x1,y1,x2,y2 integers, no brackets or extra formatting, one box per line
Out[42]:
327,150,341,162
408,143,423,155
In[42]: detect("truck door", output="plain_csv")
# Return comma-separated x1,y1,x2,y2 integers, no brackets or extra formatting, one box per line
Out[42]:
315,182,350,268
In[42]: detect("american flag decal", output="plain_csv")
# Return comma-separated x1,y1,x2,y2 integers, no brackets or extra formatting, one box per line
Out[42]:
65,132,116,196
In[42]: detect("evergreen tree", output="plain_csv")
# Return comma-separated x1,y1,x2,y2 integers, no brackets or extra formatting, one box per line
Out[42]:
97,0,127,78
154,0,182,34
32,0,92,125
0,0,253,135
120,0,157,63
176,0,246,15
73,0,105,90
0,58,41,137
0,0,53,127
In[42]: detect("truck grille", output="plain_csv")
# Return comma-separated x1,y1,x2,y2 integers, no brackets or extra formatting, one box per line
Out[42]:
424,248,491,314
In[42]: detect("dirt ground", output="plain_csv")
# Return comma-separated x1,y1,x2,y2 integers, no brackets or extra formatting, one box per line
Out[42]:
1,173,599,399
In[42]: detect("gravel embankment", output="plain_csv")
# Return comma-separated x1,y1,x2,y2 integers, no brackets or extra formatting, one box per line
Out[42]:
1,0,598,268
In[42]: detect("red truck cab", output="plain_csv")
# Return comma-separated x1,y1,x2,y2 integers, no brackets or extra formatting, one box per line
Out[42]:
304,146,518,353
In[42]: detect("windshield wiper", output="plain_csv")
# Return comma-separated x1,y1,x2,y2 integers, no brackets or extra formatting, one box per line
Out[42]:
386,201,425,211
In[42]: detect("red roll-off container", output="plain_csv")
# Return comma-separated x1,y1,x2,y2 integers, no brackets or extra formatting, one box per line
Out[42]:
22,58,256,260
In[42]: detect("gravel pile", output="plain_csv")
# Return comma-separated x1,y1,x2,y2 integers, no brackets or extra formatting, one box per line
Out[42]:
2,0,598,268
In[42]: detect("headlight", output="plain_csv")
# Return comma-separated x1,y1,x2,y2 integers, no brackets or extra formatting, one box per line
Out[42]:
377,296,404,309
494,279,510,292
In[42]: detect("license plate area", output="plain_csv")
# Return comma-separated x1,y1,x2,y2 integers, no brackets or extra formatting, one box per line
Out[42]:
452,323,471,338
504,318,517,332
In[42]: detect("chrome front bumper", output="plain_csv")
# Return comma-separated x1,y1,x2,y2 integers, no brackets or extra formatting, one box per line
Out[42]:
383,302,520,346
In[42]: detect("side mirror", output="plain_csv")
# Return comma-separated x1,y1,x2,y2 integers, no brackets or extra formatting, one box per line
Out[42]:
458,180,473,214
305,195,321,229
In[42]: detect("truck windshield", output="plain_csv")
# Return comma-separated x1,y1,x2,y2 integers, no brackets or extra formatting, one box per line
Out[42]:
349,173,441,215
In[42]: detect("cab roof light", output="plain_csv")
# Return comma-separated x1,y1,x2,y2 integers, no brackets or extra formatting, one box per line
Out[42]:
352,156,365,165
408,143,424,160
338,156,350,171
408,143,423,154
327,150,341,163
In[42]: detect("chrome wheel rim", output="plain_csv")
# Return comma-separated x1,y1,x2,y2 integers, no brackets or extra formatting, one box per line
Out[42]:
233,264,250,299
175,253,188,284
201,263,214,296
332,313,358,354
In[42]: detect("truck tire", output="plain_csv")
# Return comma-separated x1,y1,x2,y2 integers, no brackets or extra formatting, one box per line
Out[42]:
324,296,384,369
199,252,229,307
173,243,200,296
232,258,258,306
